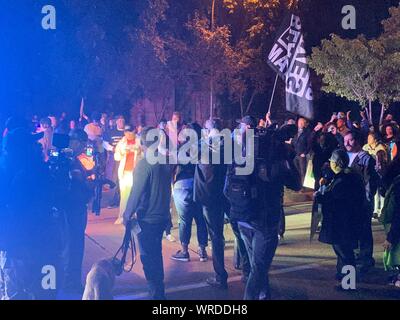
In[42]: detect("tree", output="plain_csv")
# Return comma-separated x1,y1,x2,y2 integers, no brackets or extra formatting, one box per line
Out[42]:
378,5,400,122
139,0,300,119
309,5,400,124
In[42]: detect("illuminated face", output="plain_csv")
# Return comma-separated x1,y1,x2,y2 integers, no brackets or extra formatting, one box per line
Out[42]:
116,117,125,130
49,116,57,128
125,131,135,141
330,160,341,174
367,134,376,146
287,119,296,125
337,119,345,129
328,125,337,135
172,114,181,125
386,114,393,121
298,118,306,129
258,119,266,127
344,133,357,152
386,126,394,137
70,120,76,130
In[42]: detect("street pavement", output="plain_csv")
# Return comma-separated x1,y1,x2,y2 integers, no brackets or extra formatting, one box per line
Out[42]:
77,198,400,300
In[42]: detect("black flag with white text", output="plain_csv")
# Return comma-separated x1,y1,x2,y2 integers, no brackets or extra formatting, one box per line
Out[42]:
267,14,314,119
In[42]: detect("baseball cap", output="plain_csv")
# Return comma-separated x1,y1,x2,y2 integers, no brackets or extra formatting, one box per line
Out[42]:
236,116,257,128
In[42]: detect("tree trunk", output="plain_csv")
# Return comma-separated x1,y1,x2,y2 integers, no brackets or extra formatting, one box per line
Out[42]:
368,99,373,125
379,103,385,127
240,96,244,118
245,91,256,115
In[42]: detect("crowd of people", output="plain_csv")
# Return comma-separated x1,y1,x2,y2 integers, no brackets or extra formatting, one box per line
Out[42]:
1,107,400,300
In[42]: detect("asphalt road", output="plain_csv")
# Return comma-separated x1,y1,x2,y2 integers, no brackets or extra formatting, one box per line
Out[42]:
78,202,400,300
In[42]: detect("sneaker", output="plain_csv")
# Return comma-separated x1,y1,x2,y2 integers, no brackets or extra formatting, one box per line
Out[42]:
171,250,190,262
198,248,208,262
388,274,400,286
206,277,228,290
166,234,176,242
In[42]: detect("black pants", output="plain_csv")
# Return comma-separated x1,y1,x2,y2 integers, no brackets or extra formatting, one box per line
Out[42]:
203,204,228,283
137,221,166,300
294,155,307,186
358,208,375,268
63,208,88,292
106,155,120,207
239,223,279,300
332,244,355,280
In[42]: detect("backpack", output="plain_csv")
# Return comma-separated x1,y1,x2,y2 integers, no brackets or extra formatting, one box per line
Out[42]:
224,159,269,223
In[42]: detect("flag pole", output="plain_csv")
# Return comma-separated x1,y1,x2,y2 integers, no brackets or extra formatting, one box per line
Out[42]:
79,97,84,121
267,74,279,114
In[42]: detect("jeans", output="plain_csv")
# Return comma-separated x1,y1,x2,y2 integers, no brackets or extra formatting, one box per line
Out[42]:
137,221,166,300
230,220,250,276
203,204,228,283
332,244,355,280
239,222,279,300
173,182,208,247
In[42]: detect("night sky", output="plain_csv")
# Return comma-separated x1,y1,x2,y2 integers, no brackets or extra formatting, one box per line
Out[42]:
1,0,399,124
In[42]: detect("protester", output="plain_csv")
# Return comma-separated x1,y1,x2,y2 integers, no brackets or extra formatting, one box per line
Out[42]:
0,128,60,299
383,124,398,161
103,115,126,208
344,130,379,273
194,118,228,289
380,173,400,286
123,127,173,300
62,129,93,294
225,118,302,299
363,132,388,218
38,117,54,162
292,117,312,186
171,123,209,262
312,131,339,190
56,112,69,134
166,111,184,149
315,149,366,289
113,127,142,225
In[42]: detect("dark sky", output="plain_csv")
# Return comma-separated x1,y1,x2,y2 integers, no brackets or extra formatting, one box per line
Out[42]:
0,0,399,123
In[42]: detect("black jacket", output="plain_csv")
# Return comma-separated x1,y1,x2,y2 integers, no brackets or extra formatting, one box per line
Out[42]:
194,137,227,208
350,151,379,205
292,127,312,156
224,133,301,230
0,156,57,255
317,169,366,247
124,157,172,225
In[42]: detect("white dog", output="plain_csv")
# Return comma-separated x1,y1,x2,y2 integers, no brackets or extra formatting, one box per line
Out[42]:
82,258,121,300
